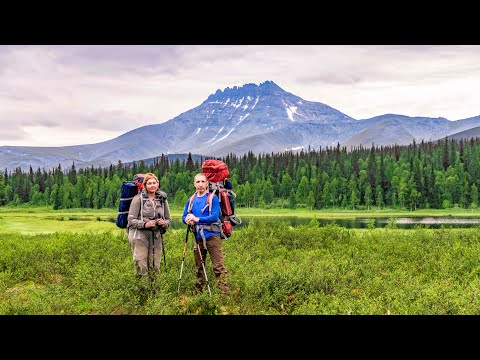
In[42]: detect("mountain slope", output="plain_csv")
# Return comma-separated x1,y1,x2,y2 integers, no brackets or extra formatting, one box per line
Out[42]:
433,125,480,142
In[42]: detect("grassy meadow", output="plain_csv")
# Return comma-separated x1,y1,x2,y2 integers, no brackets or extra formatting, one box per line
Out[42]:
1,206,480,315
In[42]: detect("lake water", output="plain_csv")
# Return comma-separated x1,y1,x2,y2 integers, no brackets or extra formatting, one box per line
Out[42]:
169,216,480,229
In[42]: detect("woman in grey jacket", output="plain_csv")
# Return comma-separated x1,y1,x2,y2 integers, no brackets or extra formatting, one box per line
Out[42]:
127,172,171,280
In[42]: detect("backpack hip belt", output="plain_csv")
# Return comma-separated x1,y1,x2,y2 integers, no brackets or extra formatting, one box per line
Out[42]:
194,222,222,248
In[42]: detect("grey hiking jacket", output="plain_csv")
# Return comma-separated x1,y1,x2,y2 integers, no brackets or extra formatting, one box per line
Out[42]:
127,189,171,241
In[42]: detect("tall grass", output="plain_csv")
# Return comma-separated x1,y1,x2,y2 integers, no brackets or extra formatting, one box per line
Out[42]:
1,220,480,314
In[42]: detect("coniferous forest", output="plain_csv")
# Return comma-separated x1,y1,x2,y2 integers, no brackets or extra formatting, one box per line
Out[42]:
1,137,479,211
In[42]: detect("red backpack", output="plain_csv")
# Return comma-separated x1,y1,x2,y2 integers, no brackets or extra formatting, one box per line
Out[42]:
187,160,241,239
202,159,230,183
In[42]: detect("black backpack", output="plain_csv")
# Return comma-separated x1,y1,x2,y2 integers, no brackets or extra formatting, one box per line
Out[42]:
116,174,145,229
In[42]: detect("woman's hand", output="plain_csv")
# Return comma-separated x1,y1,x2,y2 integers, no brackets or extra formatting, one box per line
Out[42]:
145,220,156,228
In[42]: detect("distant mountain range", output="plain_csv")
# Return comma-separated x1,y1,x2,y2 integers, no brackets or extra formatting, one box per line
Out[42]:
1,80,480,171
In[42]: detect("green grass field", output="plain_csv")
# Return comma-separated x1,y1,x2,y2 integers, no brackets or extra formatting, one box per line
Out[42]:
0,206,122,235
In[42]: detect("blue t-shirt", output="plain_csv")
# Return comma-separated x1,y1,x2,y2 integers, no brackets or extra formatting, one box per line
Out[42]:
182,193,220,239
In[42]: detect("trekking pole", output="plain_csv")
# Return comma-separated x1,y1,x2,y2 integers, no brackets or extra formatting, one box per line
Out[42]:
177,225,190,293
151,228,157,274
194,237,212,297
162,240,166,269
158,211,167,269
152,229,156,272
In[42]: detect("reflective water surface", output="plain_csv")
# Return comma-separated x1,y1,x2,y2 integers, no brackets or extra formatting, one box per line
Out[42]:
169,216,480,229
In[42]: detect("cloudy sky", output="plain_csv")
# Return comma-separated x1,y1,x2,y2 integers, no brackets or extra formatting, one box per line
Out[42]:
1,45,479,147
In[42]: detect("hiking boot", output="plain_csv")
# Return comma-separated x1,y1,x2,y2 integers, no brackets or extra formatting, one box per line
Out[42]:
195,279,206,293
217,273,228,295
219,285,229,296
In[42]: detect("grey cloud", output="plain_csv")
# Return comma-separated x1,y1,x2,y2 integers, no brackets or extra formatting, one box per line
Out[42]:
0,46,27,75
297,73,364,86
31,118,59,128
66,111,146,132
44,45,187,77
2,109,147,133
292,45,480,89
66,110,145,131
0,45,185,79
4,113,63,128
0,86,52,102
0,124,30,141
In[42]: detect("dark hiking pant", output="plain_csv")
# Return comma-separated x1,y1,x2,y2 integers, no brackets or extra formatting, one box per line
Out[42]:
194,235,228,294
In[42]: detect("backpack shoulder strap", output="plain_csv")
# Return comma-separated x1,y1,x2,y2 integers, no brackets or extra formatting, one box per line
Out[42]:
206,192,215,215
139,191,148,222
189,192,215,215
187,194,196,213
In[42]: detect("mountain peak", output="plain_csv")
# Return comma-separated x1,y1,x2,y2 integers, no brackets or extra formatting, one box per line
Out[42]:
258,80,285,95
206,80,285,102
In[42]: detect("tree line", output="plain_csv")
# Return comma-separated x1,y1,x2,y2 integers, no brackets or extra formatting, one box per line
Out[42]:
1,137,479,211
